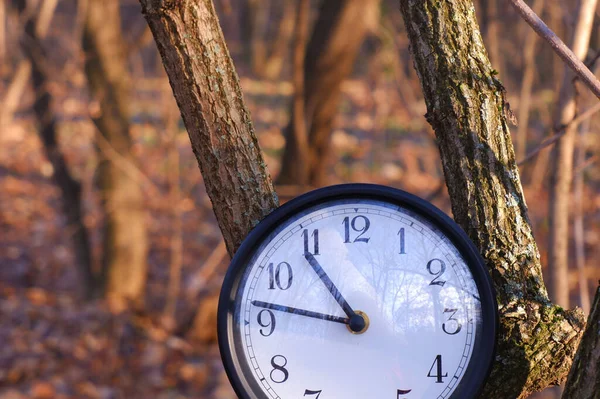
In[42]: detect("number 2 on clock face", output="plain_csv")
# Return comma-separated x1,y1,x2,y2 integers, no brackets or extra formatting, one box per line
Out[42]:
221,192,493,399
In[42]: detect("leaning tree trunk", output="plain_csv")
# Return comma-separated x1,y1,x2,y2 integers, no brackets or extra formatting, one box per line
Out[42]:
18,0,95,296
277,0,379,186
83,0,148,309
397,1,585,398
562,285,600,399
138,0,278,256
547,0,597,309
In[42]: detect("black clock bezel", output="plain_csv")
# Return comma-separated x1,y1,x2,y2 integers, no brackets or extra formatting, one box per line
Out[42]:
218,183,497,399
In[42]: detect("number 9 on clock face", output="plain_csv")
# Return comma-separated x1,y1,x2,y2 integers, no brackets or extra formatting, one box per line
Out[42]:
218,184,497,399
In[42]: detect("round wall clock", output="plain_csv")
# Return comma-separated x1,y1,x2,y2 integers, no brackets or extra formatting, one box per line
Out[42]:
218,184,497,399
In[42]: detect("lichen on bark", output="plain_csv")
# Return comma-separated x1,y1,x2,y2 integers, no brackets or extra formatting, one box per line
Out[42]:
139,0,279,256
398,1,585,397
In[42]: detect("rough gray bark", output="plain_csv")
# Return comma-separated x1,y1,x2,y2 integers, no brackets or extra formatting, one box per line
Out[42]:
139,0,279,256
397,1,585,398
562,285,600,399
83,0,148,307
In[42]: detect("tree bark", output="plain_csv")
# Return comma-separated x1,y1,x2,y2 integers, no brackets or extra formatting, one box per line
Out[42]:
138,0,279,256
548,0,597,309
398,1,585,398
277,0,379,186
83,0,148,308
17,0,95,296
562,285,600,399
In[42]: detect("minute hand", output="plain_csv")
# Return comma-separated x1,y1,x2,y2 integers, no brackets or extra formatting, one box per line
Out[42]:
304,253,356,318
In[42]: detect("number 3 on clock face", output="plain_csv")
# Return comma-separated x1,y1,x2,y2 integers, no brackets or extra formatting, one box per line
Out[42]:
218,184,497,399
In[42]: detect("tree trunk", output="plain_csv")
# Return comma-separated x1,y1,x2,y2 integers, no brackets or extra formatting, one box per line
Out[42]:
277,0,379,186
516,0,544,162
287,0,311,186
0,0,5,66
0,0,57,128
397,1,585,398
548,0,597,309
138,0,278,256
562,285,600,399
83,0,148,309
261,0,296,81
17,0,95,296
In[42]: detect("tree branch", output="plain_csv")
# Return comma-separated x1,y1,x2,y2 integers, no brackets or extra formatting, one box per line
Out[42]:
508,0,600,99
517,102,600,166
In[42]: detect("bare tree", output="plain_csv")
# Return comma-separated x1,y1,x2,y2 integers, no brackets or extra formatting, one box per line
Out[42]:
240,0,296,80
277,0,379,186
137,0,598,397
516,0,545,161
83,0,148,309
0,0,57,128
16,0,94,296
547,0,597,308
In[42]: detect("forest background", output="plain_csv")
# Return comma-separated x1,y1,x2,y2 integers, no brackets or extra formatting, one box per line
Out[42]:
0,0,599,398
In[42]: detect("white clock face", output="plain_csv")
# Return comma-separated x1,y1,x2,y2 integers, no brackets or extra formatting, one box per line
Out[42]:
229,199,485,399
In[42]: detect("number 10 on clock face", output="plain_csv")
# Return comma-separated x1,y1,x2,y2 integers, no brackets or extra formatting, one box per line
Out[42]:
218,186,496,399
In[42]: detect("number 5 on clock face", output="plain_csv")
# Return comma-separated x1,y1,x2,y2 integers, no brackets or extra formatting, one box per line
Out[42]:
218,184,497,399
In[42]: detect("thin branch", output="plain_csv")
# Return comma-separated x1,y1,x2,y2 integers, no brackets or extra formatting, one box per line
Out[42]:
164,103,183,326
574,155,597,175
508,0,600,99
185,240,228,300
518,101,600,165
94,130,162,198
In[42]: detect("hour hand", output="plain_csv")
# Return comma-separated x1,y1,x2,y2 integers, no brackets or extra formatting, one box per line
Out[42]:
251,300,349,325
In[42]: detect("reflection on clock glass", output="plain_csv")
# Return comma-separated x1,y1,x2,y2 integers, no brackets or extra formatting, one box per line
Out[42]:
233,199,482,399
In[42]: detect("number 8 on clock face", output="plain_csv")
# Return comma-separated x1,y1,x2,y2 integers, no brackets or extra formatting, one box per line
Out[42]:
218,184,497,399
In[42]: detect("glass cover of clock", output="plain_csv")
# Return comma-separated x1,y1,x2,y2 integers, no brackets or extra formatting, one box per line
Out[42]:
232,199,483,399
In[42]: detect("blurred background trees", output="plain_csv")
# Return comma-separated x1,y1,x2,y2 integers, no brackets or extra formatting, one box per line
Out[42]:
0,0,599,398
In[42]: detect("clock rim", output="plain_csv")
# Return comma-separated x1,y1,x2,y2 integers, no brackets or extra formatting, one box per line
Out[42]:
217,183,498,399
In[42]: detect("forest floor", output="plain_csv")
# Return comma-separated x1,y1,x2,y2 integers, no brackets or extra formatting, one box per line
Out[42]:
1,76,598,398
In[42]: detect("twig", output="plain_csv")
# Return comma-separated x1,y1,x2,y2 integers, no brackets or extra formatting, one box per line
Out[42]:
508,0,600,99
518,102,600,165
185,240,228,300
574,155,597,176
94,131,162,198
164,102,183,324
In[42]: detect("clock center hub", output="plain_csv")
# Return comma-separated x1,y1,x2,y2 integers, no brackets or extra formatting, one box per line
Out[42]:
348,310,370,334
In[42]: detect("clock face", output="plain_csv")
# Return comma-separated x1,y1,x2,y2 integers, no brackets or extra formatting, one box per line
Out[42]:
219,185,496,399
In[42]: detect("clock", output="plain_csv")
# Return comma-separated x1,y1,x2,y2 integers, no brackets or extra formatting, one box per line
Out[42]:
218,184,497,399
